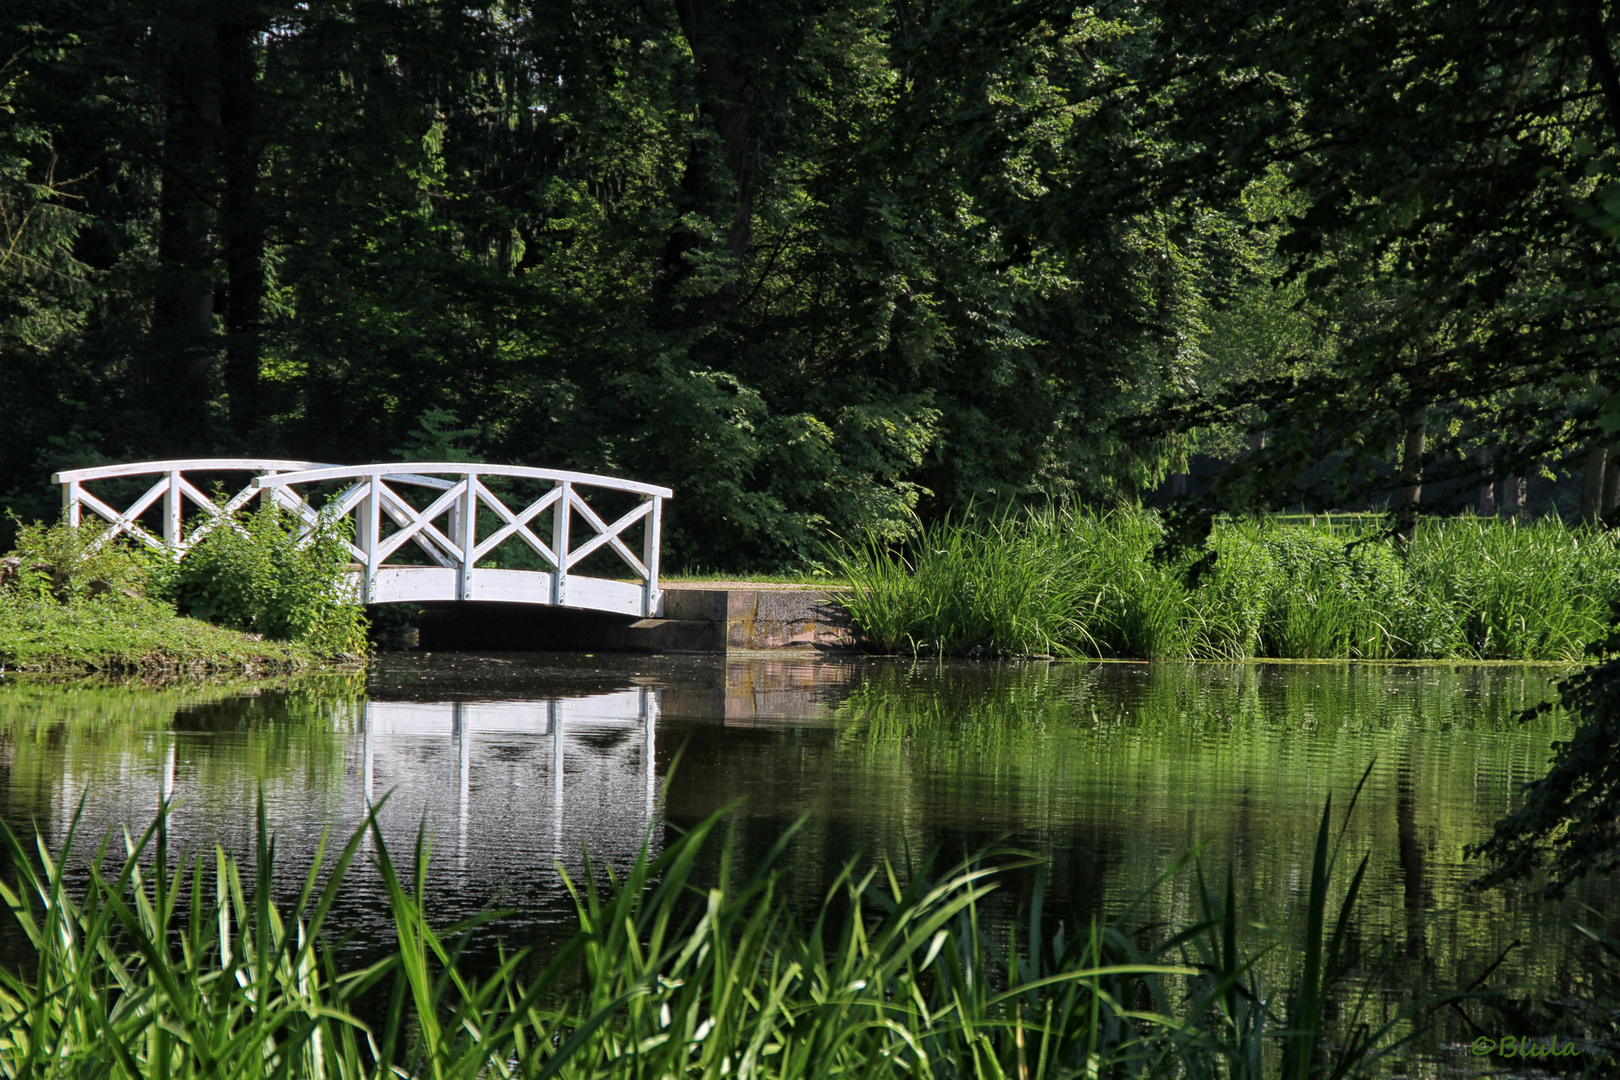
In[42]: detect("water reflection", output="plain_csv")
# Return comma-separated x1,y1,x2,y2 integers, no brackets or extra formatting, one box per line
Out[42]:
0,656,1608,1000
356,692,657,865
0,672,666,946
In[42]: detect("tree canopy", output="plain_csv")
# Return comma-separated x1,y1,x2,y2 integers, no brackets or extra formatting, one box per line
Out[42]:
1,0,1249,566
6,0,1620,551
1132,0,1620,525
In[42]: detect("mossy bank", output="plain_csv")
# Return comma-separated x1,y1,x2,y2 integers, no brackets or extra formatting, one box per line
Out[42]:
0,594,313,674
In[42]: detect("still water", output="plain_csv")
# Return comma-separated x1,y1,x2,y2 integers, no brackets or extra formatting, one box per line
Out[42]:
0,654,1605,1006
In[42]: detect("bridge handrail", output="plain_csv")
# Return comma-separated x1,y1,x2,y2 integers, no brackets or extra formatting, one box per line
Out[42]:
254,463,673,500
53,458,330,484
54,459,463,491
54,457,346,554
258,461,668,614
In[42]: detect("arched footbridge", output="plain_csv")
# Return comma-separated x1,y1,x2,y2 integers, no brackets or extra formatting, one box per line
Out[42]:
53,459,672,617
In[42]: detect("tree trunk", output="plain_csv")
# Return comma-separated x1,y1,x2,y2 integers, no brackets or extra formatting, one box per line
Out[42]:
1476,447,1496,516
148,8,220,434
1605,453,1620,520
1573,0,1620,145
1247,406,1266,452
654,0,765,333
1581,443,1608,523
1504,475,1528,519
218,8,264,438
1396,409,1425,545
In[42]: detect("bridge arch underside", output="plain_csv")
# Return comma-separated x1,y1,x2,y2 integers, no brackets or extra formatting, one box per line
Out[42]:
359,566,645,616
408,600,653,652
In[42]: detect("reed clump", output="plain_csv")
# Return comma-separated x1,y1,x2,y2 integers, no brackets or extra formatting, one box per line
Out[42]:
0,791,1435,1080
832,510,1620,660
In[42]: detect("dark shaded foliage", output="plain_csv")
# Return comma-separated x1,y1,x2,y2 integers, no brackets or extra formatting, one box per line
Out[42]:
0,0,1221,567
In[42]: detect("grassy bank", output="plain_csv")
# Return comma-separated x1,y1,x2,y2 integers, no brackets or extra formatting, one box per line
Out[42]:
7,788,1605,1079
833,510,1620,660
0,511,367,675
0,593,310,674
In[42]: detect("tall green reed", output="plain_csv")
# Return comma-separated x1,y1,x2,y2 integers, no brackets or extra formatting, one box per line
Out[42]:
831,509,1620,660
0,786,1436,1079
1404,515,1620,660
831,513,1094,657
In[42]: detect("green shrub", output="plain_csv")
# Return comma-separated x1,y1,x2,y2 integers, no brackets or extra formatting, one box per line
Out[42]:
158,504,368,658
1,517,160,602
0,519,312,673
0,510,364,670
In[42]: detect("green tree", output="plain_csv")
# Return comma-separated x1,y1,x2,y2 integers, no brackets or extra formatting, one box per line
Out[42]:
1128,0,1620,528
1119,0,1620,890
3,0,1232,566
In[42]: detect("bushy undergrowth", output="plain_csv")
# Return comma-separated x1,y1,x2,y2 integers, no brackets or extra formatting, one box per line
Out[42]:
833,510,1620,660
157,504,367,658
0,509,365,672
0,790,1459,1080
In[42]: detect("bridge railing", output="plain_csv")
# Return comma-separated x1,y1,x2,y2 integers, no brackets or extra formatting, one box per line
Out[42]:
256,463,670,617
52,459,671,618
53,458,331,554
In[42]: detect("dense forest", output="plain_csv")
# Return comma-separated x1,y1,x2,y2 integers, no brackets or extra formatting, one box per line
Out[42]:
5,0,1620,567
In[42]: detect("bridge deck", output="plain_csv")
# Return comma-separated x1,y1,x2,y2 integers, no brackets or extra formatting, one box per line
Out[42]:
359,566,647,615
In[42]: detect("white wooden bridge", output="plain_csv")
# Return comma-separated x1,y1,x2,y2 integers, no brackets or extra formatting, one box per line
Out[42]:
52,459,671,617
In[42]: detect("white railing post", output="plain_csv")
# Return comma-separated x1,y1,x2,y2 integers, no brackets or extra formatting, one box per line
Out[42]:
642,686,656,818
458,471,477,600
552,480,571,605
62,481,80,527
642,495,662,617
359,474,381,604
164,470,182,553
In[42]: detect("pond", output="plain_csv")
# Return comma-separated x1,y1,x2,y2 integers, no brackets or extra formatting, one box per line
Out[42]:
0,653,1607,1049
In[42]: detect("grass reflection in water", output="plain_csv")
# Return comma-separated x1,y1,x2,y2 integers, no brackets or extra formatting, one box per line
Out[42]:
0,658,1613,1074
5,783,1604,1079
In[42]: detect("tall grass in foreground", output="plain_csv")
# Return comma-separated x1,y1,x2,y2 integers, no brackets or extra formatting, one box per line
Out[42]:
0,791,1438,1079
832,510,1620,660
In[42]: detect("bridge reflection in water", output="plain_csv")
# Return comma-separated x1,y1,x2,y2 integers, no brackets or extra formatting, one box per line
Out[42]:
17,658,865,947
355,691,658,866
73,686,663,922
